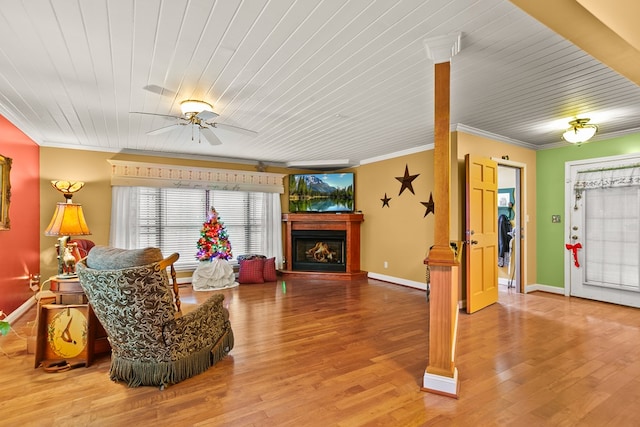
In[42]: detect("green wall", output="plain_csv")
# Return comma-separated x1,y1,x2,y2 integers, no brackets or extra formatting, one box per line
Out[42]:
536,134,640,288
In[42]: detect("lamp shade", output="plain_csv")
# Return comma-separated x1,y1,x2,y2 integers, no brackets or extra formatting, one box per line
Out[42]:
562,118,598,144
50,180,84,200
180,100,213,116
45,202,91,236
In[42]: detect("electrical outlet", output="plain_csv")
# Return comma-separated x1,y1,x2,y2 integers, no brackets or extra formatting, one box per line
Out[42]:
384,261,388,269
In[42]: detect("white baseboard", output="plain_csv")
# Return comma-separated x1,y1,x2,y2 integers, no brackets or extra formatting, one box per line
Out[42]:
367,272,426,291
368,272,467,309
423,368,459,398
524,283,565,295
5,295,37,323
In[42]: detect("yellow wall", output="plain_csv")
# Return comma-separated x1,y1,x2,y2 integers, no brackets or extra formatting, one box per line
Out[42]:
356,130,537,296
41,135,537,293
357,150,435,284
39,148,293,279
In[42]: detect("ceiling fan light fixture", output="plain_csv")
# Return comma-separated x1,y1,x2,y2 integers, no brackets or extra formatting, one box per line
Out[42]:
180,100,213,117
562,118,598,144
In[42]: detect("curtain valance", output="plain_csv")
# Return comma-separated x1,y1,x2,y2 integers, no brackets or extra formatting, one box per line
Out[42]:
107,160,285,193
574,163,640,190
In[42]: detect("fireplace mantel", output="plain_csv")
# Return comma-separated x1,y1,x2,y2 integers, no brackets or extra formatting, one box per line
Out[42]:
282,213,367,280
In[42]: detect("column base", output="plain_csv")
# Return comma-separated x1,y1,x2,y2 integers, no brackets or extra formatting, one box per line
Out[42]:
421,368,459,399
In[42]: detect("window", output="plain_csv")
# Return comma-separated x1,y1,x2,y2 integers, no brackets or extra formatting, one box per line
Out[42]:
584,186,640,289
572,160,640,293
137,187,265,271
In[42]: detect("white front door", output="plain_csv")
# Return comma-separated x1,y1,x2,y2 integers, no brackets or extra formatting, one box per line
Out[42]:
567,154,640,308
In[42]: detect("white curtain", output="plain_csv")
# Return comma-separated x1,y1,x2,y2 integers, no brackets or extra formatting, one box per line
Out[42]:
109,186,139,249
574,164,640,190
574,163,640,291
110,186,283,267
262,192,283,269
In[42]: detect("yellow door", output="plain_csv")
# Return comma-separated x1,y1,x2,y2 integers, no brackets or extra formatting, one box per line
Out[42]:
465,154,498,313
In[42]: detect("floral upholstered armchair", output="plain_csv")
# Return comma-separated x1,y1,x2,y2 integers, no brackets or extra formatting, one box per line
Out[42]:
76,246,234,388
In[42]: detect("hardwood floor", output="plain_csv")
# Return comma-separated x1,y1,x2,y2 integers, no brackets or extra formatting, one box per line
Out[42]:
2,278,640,426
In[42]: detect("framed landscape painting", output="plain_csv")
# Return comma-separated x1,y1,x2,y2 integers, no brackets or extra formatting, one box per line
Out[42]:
0,153,11,230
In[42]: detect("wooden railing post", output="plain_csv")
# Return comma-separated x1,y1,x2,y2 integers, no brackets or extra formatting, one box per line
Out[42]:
422,34,461,398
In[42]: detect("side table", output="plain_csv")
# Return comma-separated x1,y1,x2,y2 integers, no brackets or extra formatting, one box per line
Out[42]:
40,276,111,364
50,276,86,304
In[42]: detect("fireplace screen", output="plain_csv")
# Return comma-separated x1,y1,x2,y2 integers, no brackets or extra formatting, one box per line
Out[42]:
292,231,346,272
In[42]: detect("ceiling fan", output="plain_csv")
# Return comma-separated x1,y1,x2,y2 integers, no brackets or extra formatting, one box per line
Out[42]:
132,99,257,146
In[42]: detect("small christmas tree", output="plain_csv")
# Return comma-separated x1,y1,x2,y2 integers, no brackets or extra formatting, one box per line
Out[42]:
196,207,233,261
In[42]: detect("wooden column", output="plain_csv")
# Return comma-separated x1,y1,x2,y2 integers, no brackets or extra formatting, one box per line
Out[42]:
429,61,455,264
422,35,461,398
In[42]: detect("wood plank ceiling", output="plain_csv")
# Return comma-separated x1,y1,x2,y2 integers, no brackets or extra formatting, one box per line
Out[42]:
0,0,638,168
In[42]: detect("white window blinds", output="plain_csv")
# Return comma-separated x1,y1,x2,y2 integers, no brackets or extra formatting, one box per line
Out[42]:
121,187,265,271
574,161,640,291
584,186,640,290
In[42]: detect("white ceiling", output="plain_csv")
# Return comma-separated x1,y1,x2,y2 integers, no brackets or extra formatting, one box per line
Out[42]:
0,0,639,169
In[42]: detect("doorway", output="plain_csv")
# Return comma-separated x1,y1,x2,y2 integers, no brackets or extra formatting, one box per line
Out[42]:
566,153,640,307
464,156,525,313
497,162,522,292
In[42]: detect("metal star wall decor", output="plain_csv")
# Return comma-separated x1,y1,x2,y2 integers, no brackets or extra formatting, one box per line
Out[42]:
395,164,419,195
380,193,391,207
421,192,435,217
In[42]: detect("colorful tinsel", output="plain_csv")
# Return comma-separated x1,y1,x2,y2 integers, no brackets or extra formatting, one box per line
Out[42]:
195,207,233,261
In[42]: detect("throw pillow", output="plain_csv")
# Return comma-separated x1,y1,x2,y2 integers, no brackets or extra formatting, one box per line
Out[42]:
263,257,277,282
238,258,265,284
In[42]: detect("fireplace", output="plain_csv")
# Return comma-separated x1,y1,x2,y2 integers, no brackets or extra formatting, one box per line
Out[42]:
292,230,346,272
282,213,366,280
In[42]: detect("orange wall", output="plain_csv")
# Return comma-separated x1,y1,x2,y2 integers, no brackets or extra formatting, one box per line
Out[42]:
0,117,40,313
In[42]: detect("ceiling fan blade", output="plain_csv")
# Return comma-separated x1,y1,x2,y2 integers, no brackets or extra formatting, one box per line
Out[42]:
147,123,183,135
131,111,181,120
142,85,176,97
200,127,223,145
196,110,219,121
212,122,258,137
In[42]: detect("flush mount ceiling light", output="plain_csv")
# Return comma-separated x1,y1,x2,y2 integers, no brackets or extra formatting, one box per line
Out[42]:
562,118,598,144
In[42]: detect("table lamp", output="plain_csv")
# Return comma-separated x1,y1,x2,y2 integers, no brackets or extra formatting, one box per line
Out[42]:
45,181,91,277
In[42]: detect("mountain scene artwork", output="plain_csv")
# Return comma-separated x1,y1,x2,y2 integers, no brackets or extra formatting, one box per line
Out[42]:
289,173,354,213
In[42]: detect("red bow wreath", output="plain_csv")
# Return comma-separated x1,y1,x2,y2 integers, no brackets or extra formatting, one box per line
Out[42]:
565,243,582,267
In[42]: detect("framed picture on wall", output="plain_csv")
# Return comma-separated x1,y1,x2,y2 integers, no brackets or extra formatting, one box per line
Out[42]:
0,153,11,230
497,191,510,207
498,188,515,220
